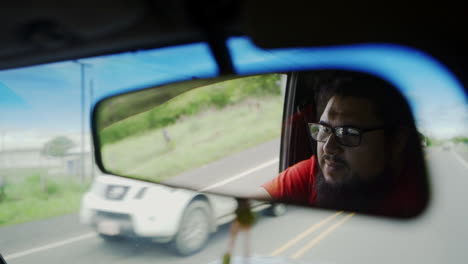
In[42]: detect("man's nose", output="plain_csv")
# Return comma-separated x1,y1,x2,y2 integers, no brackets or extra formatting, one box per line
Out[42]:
322,133,343,154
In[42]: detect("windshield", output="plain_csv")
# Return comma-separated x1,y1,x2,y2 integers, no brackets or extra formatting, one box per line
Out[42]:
0,37,467,264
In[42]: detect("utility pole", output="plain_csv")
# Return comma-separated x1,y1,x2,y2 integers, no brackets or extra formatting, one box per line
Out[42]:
74,61,91,182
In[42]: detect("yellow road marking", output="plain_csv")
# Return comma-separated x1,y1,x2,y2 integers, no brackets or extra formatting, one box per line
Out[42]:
291,212,355,259
270,211,343,256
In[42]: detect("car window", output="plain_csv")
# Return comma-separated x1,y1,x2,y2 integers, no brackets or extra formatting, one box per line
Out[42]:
0,37,467,264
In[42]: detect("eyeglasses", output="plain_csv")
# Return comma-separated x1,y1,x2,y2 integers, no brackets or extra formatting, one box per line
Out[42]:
308,122,386,147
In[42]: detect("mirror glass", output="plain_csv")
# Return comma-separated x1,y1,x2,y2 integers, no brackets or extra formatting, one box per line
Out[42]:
95,74,286,197
94,69,465,218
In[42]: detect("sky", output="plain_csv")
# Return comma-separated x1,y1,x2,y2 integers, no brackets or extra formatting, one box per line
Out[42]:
0,37,467,150
0,42,218,149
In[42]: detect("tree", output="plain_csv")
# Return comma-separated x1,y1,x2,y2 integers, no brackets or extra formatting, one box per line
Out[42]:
42,136,75,157
452,136,468,144
40,136,75,193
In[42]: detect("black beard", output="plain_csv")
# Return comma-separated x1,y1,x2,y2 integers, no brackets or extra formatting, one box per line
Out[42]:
315,167,396,214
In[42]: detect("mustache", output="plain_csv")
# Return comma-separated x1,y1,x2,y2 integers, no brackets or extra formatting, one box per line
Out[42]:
322,154,347,166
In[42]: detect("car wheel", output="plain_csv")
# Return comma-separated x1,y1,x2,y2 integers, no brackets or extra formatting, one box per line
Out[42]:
170,200,212,256
264,203,287,217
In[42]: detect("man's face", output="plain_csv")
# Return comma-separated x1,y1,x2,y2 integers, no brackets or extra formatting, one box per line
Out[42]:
317,96,386,185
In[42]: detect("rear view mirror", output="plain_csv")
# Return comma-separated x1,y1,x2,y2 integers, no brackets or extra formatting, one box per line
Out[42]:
93,74,286,196
92,70,432,219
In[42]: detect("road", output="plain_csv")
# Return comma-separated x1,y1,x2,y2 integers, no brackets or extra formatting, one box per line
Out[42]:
1,143,467,264
163,139,282,196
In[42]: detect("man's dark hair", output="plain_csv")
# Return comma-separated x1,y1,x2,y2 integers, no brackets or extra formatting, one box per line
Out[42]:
303,70,419,149
310,70,414,129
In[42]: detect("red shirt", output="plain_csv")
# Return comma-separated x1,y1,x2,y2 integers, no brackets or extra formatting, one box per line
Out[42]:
262,155,427,217
262,155,318,206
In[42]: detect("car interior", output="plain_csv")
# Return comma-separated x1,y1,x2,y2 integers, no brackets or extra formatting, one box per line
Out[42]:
0,1,467,264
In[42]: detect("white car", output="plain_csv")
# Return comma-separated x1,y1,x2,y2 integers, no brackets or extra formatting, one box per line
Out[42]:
80,174,285,256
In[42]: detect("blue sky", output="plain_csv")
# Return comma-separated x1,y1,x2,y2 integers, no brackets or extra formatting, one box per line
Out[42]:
0,37,466,149
0,43,217,133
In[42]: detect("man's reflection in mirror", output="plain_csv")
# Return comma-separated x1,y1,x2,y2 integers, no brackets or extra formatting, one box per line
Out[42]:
259,71,428,217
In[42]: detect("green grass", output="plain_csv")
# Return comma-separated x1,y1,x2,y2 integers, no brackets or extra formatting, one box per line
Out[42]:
452,136,468,144
0,174,90,226
102,96,283,182
0,168,49,181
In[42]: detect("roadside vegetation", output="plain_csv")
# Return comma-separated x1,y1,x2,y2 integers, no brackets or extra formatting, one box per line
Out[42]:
99,74,282,145
0,170,90,226
103,96,283,181
451,136,468,144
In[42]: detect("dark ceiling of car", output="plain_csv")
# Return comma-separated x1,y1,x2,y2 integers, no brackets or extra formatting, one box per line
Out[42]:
1,0,467,92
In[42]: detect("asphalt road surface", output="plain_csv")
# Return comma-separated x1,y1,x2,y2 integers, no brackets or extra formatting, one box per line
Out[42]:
1,143,467,264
